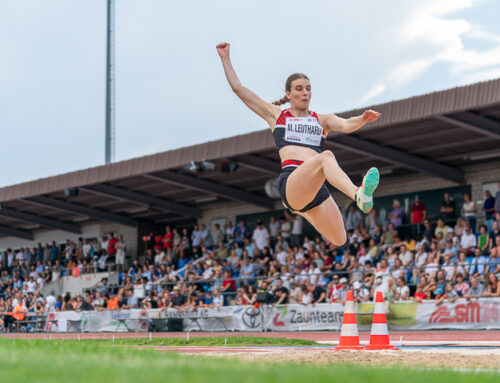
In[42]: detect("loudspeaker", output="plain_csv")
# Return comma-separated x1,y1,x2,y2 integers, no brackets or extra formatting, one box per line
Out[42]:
167,318,184,332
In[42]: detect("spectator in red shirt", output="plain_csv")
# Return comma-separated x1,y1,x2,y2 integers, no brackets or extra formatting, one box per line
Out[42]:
107,233,118,261
410,195,426,238
163,225,174,249
221,270,236,294
154,234,163,251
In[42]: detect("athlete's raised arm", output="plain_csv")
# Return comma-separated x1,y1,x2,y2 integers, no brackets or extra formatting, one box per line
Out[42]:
216,42,281,127
319,110,381,135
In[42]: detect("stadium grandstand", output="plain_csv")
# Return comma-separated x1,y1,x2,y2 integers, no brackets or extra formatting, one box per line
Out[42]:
1,78,500,332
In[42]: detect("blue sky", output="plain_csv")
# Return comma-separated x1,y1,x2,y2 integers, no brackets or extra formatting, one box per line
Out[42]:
1,0,500,187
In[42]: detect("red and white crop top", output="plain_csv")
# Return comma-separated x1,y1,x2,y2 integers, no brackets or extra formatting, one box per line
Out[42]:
272,109,325,153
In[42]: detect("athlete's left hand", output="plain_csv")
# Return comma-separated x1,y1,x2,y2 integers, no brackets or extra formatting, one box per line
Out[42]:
361,110,381,123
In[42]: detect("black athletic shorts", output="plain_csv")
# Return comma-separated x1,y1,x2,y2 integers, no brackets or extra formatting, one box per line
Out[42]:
278,160,330,213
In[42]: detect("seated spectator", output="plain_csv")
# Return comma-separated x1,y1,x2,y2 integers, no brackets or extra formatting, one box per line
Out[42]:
485,248,500,277
394,277,409,301
435,283,458,306
460,226,476,254
434,218,450,238
477,225,490,255
455,252,470,279
414,285,427,302
482,273,500,297
454,273,469,297
465,277,484,300
352,281,370,303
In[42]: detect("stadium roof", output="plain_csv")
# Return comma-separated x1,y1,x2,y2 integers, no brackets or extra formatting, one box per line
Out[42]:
1,78,500,239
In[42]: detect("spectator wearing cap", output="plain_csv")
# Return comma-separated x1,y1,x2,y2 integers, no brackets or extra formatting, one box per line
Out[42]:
410,195,426,237
484,190,496,234
440,192,456,225
352,281,370,302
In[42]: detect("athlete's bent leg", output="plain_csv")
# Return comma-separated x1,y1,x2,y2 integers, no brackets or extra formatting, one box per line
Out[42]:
300,197,346,246
286,150,357,210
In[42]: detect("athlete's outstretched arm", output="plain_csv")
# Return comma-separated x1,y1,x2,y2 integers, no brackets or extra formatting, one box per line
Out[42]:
216,42,280,126
319,110,381,134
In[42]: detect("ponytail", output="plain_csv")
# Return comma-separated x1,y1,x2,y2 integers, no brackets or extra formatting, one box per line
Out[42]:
272,73,309,106
272,96,289,106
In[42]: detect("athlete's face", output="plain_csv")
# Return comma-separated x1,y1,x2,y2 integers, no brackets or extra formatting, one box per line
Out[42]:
287,79,311,110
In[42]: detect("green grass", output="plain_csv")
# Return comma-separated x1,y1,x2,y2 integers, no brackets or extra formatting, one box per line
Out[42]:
85,336,317,347
0,339,498,383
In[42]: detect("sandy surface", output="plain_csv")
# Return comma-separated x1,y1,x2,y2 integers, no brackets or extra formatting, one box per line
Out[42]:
198,349,500,370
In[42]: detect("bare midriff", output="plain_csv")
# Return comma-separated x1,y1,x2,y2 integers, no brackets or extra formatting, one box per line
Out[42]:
278,145,320,163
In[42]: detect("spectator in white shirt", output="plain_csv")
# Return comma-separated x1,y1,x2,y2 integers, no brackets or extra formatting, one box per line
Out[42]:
252,219,270,250
395,277,409,301
460,226,476,253
191,224,203,248
268,216,280,246
212,287,224,308
280,216,291,241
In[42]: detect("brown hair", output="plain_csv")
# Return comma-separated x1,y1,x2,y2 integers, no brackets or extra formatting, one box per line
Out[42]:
272,73,310,106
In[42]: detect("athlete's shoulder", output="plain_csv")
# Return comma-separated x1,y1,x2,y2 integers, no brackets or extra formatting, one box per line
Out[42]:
275,108,291,125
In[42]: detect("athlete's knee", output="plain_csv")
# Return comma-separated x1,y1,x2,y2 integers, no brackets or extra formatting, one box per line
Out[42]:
319,150,336,166
331,229,347,247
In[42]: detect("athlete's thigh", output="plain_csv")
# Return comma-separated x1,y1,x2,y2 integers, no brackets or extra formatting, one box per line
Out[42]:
285,153,326,210
301,196,346,246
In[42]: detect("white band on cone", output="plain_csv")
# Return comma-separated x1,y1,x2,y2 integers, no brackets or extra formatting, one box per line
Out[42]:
373,302,385,314
370,322,389,335
340,323,359,336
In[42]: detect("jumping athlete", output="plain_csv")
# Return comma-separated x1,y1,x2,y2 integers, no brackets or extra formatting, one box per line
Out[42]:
216,42,381,246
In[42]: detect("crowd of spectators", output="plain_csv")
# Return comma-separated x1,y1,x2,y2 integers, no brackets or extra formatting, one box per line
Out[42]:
2,188,500,331
0,233,126,330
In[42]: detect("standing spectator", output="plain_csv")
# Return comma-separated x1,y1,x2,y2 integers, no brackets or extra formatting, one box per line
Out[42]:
345,204,362,232
163,226,174,249
107,233,118,262
462,192,477,232
484,190,496,233
225,220,235,241
268,216,280,248
211,224,224,245
252,219,270,250
280,216,291,243
365,208,379,237
440,192,456,225
235,219,250,239
191,224,203,249
199,224,214,249
410,195,426,237
388,200,404,230
115,235,126,271
495,184,500,216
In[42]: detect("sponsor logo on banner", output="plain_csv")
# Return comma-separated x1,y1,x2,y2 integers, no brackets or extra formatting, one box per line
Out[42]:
241,306,263,329
429,301,499,324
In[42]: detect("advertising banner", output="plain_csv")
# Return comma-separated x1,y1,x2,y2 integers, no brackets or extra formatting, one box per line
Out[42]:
41,299,500,332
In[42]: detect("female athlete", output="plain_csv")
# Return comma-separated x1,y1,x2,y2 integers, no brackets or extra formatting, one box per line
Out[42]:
216,42,381,246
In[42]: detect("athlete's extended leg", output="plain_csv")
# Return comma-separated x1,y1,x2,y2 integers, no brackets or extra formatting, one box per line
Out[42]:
286,150,377,212
299,197,346,246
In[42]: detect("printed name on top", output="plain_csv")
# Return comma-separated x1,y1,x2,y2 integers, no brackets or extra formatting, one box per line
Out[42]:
284,117,323,146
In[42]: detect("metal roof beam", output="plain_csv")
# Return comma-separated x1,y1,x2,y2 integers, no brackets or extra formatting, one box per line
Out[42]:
436,112,500,140
80,184,201,218
326,135,464,183
0,206,81,234
0,224,33,240
23,196,137,227
145,172,275,209
234,154,281,174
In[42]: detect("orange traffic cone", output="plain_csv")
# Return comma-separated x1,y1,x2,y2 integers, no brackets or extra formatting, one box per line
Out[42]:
334,290,364,350
365,291,398,350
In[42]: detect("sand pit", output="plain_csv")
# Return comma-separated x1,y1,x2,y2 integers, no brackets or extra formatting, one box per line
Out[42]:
196,349,500,370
